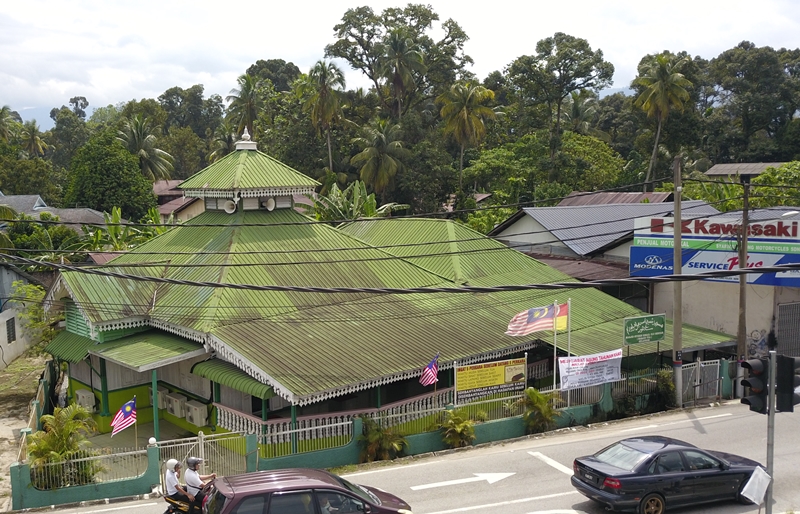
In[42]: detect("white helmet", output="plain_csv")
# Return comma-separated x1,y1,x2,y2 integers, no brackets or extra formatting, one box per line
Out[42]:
166,459,180,472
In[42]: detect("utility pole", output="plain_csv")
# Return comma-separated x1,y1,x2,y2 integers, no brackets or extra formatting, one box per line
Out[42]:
672,157,683,408
737,176,751,362
766,349,776,514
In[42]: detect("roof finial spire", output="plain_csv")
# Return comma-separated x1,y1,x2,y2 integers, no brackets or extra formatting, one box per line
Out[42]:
235,128,257,150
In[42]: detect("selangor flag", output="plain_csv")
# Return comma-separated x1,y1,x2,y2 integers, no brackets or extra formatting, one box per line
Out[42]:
555,302,569,331
110,397,136,437
419,354,439,386
506,303,568,337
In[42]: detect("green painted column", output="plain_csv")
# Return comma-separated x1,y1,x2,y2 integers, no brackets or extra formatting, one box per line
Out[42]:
376,385,381,409
261,398,268,435
245,434,258,472
151,370,160,441
98,359,110,416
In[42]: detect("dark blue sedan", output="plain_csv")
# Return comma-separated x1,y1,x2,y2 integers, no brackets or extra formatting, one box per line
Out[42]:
571,436,763,514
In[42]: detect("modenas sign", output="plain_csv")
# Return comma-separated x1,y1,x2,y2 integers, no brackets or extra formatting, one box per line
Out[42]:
630,217,800,286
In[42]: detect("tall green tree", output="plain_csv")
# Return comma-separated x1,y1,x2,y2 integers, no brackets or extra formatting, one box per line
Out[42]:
47,106,90,172
20,120,48,158
379,29,425,121
207,119,238,163
0,105,14,142
160,126,205,179
508,33,614,160
226,73,262,137
351,119,409,199
65,131,157,220
437,82,498,191
117,114,174,181
302,60,347,173
246,59,301,92
633,54,691,191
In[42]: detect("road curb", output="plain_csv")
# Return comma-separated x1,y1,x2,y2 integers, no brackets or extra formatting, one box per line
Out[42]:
6,492,161,513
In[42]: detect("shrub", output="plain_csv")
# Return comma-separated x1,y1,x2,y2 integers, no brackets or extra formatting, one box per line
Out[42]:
436,409,476,449
516,387,562,434
357,415,408,463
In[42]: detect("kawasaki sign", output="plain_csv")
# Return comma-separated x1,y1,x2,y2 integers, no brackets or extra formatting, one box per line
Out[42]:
624,314,666,345
630,217,800,286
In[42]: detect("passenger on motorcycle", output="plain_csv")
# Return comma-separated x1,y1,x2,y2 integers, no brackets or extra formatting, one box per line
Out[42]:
165,459,195,505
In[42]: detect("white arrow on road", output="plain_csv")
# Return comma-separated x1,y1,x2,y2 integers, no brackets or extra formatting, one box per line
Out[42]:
410,472,514,490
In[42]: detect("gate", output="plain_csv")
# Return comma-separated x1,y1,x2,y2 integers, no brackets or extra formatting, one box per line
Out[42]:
681,360,720,406
158,431,247,483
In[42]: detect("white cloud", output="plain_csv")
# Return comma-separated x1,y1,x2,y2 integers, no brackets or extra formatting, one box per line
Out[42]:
1,0,798,128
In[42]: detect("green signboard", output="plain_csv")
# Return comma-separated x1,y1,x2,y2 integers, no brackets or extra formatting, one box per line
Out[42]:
624,314,666,345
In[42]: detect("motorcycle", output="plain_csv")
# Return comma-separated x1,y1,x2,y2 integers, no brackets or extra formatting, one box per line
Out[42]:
163,481,213,514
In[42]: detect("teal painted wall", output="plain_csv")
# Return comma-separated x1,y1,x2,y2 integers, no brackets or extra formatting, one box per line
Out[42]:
11,446,160,510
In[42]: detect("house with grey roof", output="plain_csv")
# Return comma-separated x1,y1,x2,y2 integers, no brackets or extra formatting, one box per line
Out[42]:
42,133,733,441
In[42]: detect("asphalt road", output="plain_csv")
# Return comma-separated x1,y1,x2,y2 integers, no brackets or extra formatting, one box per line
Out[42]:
43,401,800,514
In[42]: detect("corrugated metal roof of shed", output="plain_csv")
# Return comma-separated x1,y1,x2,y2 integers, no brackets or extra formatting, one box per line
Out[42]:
705,163,785,176
518,201,720,256
558,192,672,206
46,331,96,362
88,330,206,372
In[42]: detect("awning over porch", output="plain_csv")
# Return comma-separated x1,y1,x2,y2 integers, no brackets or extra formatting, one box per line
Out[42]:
46,331,96,362
87,331,207,372
191,359,274,399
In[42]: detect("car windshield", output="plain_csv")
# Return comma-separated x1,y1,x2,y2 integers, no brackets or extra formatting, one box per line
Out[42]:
335,476,380,505
204,488,227,514
594,442,650,471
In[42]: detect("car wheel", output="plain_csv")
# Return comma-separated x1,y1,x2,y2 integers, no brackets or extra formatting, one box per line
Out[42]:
639,493,666,514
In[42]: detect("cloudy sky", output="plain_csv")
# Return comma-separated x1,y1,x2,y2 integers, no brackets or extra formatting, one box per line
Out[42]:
2,0,799,129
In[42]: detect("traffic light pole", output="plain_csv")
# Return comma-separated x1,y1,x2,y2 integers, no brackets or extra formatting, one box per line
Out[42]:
766,350,776,514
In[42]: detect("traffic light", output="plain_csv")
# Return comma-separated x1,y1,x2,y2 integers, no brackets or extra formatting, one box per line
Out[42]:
776,355,800,412
741,358,770,414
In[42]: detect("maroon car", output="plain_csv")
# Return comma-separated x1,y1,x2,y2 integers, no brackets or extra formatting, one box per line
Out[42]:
203,468,413,514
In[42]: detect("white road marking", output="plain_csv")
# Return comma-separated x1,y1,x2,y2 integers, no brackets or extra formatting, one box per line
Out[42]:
410,472,514,490
78,504,159,513
424,491,580,514
528,451,574,475
621,413,731,432
526,511,586,514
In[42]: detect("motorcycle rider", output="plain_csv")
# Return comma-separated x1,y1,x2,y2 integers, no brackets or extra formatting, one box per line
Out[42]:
184,456,216,511
164,459,195,508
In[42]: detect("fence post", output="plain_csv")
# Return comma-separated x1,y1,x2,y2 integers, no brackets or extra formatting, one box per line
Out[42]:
198,431,205,463
245,434,258,473
31,400,41,431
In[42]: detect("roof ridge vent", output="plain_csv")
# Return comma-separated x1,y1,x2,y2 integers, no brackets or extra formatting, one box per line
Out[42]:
235,128,258,151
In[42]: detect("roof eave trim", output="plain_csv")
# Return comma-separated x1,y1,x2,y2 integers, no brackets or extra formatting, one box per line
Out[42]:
182,187,317,199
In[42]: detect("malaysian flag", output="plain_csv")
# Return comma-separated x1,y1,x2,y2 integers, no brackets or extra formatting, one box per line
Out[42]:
419,354,439,386
506,303,567,337
110,397,136,437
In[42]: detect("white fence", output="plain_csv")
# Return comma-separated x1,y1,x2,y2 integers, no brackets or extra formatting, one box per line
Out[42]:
29,448,148,490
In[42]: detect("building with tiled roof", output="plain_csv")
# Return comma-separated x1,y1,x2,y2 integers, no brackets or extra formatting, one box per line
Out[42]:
44,131,733,439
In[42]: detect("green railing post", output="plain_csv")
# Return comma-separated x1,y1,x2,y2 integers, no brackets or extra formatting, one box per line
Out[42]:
245,434,258,472
291,405,297,454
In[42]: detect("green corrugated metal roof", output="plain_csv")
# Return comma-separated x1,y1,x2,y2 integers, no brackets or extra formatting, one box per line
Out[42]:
46,331,95,362
88,330,207,372
192,359,274,399
178,148,319,192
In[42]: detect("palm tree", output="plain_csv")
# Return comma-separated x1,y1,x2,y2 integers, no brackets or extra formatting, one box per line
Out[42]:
633,54,692,191
226,74,262,137
20,120,48,158
302,60,346,173
379,30,425,121
117,114,174,181
436,83,499,192
207,119,237,163
0,105,14,142
516,387,562,434
350,119,409,199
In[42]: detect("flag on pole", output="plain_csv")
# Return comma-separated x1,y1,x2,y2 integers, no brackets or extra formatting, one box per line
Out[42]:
555,302,569,331
110,397,136,437
419,354,439,386
506,303,568,337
